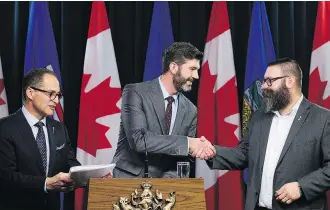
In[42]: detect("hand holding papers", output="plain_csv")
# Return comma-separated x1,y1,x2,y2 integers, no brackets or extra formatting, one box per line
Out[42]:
69,164,116,187
46,172,74,192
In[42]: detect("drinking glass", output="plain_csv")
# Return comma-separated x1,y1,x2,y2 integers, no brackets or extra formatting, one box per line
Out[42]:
177,162,190,178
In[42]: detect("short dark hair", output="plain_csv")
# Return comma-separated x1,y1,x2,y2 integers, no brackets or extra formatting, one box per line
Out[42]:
22,68,56,102
267,57,302,87
162,42,203,73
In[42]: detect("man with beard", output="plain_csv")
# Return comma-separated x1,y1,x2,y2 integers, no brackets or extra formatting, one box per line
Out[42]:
203,58,330,210
112,42,215,178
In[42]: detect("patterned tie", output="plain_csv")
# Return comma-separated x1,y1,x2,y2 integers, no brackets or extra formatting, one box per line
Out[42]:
35,121,47,173
165,96,174,134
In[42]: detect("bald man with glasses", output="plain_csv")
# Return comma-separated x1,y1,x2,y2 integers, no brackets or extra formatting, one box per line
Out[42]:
0,68,80,210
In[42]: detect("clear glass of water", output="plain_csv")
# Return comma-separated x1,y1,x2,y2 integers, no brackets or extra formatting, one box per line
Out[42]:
177,162,190,178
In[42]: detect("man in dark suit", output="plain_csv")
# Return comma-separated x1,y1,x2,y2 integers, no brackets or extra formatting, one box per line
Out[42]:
0,68,81,210
112,42,215,178
202,58,330,210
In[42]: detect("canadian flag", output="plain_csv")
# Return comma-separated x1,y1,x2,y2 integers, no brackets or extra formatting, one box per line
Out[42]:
75,1,122,210
195,2,244,210
0,56,8,118
308,1,330,208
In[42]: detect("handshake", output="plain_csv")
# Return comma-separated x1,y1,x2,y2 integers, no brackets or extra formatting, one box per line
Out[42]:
188,136,216,160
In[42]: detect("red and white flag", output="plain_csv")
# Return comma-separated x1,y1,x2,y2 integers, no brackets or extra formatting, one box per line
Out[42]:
0,56,8,118
196,2,244,210
308,1,330,207
75,2,122,210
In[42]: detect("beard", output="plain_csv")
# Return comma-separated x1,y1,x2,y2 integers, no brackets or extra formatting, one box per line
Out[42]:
262,82,291,113
172,68,194,92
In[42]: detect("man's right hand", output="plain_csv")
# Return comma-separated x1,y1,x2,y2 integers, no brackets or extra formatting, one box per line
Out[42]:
46,172,74,192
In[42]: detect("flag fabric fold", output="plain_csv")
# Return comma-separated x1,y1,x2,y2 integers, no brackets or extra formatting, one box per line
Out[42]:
196,2,243,210
0,56,9,119
308,2,330,207
24,1,64,122
75,1,122,210
143,1,174,81
242,1,276,183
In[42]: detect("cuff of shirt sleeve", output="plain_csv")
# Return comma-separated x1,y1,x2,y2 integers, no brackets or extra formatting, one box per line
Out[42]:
187,137,190,154
44,179,48,193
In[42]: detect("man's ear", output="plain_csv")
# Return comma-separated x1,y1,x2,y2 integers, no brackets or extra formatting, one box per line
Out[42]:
285,76,295,89
169,62,178,75
26,88,34,100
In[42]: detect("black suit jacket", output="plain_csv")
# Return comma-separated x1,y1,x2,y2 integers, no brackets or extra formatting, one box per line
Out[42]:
0,109,80,210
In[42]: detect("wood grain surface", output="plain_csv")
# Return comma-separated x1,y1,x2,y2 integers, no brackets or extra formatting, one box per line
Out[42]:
86,178,206,210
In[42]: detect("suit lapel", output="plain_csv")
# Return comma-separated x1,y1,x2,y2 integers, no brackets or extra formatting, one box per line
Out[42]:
171,94,186,135
259,113,274,172
46,118,56,176
276,98,311,167
148,79,167,134
15,110,45,175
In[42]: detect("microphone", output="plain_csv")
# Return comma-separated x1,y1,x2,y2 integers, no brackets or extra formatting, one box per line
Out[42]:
143,137,149,178
141,130,149,178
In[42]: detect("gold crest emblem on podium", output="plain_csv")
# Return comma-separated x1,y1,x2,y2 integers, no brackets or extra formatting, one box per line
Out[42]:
113,181,176,210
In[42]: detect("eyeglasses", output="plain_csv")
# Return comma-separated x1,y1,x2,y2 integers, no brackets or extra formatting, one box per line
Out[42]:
261,76,289,87
30,87,62,100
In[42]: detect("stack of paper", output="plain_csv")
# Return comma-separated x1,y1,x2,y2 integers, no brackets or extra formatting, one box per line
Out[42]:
69,163,116,186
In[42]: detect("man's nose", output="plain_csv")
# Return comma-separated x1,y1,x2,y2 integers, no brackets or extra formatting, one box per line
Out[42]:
53,96,60,104
261,82,268,90
192,70,199,79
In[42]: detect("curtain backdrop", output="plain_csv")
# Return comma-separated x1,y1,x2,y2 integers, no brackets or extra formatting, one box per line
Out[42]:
0,1,319,209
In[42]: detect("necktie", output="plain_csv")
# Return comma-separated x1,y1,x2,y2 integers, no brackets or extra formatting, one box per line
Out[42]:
35,121,47,173
165,96,174,134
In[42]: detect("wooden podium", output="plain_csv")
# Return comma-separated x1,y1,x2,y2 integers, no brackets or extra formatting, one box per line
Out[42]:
85,178,206,210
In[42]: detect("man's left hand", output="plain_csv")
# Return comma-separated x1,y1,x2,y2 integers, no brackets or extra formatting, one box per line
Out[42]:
275,182,301,204
102,172,112,178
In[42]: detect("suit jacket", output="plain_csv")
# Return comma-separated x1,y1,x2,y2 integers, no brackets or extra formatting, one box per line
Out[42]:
208,98,330,210
0,109,80,210
112,78,197,178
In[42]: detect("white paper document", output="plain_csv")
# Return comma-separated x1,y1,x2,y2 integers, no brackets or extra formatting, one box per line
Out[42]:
69,163,116,186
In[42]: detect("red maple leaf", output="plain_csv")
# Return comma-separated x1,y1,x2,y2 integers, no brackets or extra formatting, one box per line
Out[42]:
198,62,243,210
215,76,240,147
77,75,122,157
309,67,330,109
0,79,5,105
197,61,240,147
197,61,217,144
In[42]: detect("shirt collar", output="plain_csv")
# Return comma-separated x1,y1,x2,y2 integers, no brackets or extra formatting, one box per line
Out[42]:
22,105,47,127
273,94,304,117
158,76,178,103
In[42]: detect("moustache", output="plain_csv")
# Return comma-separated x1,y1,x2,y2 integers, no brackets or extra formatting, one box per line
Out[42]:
185,77,194,83
262,89,274,98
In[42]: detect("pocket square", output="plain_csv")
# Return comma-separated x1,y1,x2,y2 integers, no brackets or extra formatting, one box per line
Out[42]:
56,144,65,150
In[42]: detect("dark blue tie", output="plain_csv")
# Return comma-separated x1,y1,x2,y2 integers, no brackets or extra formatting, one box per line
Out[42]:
35,121,47,173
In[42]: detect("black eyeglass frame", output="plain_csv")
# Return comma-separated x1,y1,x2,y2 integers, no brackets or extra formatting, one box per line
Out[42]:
30,86,62,101
261,76,289,87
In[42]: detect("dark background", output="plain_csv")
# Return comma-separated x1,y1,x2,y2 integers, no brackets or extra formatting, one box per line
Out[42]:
0,1,319,209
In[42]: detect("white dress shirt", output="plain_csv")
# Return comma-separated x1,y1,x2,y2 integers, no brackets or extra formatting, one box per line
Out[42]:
258,95,303,209
22,106,50,192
